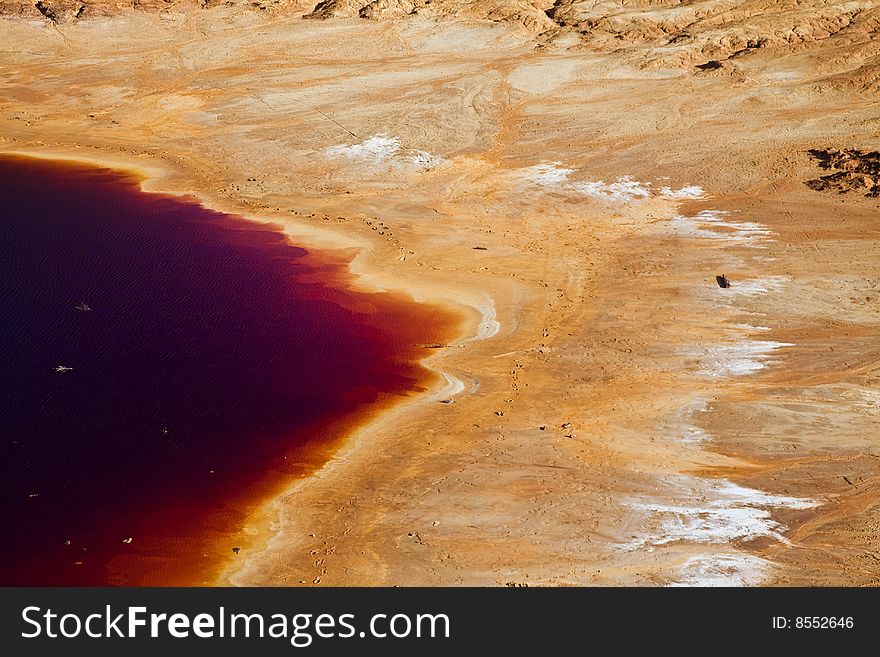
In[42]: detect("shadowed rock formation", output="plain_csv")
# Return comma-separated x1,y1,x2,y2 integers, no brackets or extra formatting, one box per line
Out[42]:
4,0,877,86
806,148,880,197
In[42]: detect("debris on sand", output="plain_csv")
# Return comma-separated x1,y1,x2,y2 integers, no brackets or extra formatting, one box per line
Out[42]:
716,274,731,288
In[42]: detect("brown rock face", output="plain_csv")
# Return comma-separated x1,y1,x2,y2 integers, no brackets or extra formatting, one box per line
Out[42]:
542,0,880,78
806,149,880,197
358,0,416,20
33,0,85,22
5,0,879,85
304,0,365,19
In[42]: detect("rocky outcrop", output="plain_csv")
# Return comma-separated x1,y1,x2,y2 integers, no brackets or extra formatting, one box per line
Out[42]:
33,0,85,22
3,0,879,88
3,0,302,22
305,0,551,25
304,0,427,20
305,0,880,86
358,0,415,20
542,1,880,69
805,149,880,197
304,0,364,19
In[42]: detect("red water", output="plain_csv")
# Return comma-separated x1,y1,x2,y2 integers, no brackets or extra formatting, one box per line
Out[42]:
0,154,458,585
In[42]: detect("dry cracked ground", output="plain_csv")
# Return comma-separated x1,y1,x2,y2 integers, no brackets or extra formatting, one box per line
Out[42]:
1,0,879,586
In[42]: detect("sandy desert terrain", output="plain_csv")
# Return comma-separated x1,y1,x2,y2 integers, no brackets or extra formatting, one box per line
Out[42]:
1,0,879,586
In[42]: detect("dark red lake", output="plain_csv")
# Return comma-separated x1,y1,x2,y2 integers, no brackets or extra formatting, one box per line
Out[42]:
0,154,455,585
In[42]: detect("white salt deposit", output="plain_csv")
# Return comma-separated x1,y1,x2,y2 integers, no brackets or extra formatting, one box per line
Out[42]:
521,162,574,186
857,388,880,412
439,373,465,399
570,176,652,203
731,323,772,332
623,474,818,585
720,276,790,297
325,135,400,163
620,177,813,586
670,553,771,587
473,296,501,340
324,135,445,171
518,163,701,204
690,339,793,377
623,475,818,551
660,185,705,199
663,397,712,444
669,210,773,246
677,425,712,444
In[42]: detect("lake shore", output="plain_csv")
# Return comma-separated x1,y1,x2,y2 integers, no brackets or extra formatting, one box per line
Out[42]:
0,152,468,585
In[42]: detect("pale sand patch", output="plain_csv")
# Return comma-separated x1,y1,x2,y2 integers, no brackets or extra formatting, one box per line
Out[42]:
506,59,584,94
